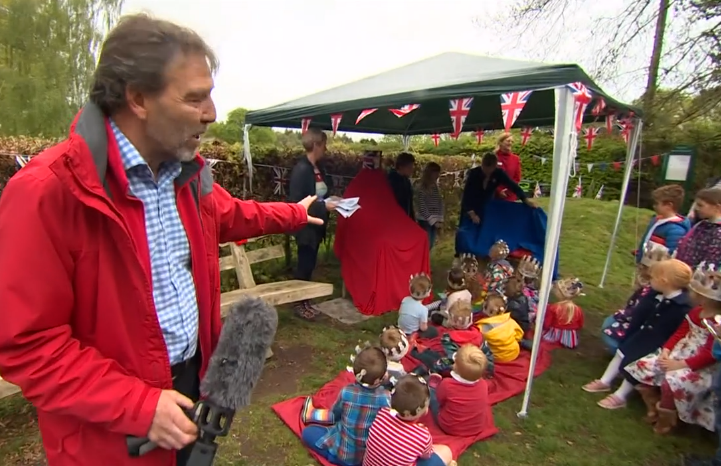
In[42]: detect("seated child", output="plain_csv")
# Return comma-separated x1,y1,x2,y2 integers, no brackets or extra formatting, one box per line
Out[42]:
460,253,485,305
379,326,412,383
505,277,531,333
301,346,391,466
438,300,495,376
675,188,721,269
429,344,495,437
625,261,721,434
542,278,585,349
582,258,693,410
364,375,457,466
484,239,514,294
399,273,438,339
515,255,542,321
634,184,690,263
601,243,669,354
429,262,472,326
475,292,526,363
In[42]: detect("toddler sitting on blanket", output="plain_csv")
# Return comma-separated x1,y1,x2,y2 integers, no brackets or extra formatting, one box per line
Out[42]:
484,239,515,294
399,273,438,339
459,253,486,305
429,262,472,326
475,292,529,363
301,346,391,466
505,277,532,333
515,255,542,321
436,300,495,377
429,345,495,437
363,375,457,466
542,278,585,349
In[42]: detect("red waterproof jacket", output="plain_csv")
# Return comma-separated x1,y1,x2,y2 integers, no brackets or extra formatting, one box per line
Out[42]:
0,103,308,466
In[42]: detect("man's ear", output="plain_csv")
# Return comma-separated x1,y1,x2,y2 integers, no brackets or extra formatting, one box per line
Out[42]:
125,86,150,121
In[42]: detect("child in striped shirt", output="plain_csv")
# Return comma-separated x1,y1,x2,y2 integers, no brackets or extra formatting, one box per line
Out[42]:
363,375,456,466
302,346,391,466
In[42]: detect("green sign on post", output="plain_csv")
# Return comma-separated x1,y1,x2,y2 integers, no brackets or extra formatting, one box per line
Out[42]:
660,145,696,213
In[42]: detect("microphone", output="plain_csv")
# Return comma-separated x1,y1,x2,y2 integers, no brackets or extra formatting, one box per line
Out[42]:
126,297,278,464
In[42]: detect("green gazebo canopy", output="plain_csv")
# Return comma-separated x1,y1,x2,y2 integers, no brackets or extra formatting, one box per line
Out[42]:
245,52,641,135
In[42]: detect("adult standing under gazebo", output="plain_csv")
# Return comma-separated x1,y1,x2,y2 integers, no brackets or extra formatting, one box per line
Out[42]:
495,132,523,201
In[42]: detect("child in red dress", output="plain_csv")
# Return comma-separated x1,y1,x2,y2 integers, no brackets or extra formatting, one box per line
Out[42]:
364,375,456,466
542,278,585,348
429,344,495,437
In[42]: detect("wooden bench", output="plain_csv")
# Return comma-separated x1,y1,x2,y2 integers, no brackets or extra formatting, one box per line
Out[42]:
0,376,20,400
219,237,334,357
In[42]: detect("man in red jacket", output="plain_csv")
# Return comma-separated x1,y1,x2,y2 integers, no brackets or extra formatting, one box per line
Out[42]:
494,132,523,201
0,14,322,466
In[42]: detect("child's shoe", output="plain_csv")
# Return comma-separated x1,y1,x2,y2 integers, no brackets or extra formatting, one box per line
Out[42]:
635,385,660,423
653,403,677,434
582,379,610,393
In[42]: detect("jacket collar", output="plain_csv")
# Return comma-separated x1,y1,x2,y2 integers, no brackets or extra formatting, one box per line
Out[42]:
654,289,689,306
70,102,211,196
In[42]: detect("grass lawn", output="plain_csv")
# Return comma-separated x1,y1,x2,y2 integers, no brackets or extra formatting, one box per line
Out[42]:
0,198,717,466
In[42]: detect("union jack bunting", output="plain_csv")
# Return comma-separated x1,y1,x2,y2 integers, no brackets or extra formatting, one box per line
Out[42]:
583,126,600,151
567,82,592,131
301,118,312,134
330,113,343,136
591,97,606,116
476,129,484,144
15,155,30,170
389,104,420,118
355,109,377,124
534,181,542,198
272,167,288,196
595,185,604,200
448,97,474,137
500,91,533,131
520,127,533,146
572,177,583,198
431,133,440,147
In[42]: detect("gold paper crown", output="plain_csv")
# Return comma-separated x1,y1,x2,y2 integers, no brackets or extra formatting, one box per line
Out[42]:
640,242,672,267
690,262,721,302
490,239,510,258
554,277,585,300
517,255,541,278
459,253,479,274
409,273,432,299
379,327,410,359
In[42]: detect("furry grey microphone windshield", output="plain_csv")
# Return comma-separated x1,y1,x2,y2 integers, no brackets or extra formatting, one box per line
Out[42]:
200,297,278,409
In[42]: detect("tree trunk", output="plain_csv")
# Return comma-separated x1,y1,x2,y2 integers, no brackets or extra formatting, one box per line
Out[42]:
643,0,670,123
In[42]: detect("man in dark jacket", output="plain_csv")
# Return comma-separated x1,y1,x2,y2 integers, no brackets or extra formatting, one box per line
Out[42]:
388,152,415,219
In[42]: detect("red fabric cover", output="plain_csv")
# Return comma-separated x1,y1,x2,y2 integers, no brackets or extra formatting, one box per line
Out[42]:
271,342,554,464
508,247,533,259
334,169,431,315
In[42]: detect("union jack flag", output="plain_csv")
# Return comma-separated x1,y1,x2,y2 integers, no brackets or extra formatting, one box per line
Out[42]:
355,108,377,124
567,82,593,131
449,97,474,137
595,185,604,200
500,91,533,131
301,118,311,134
520,127,533,145
572,177,583,198
272,167,288,196
534,182,542,198
591,97,606,116
15,155,30,171
583,126,600,151
330,113,343,136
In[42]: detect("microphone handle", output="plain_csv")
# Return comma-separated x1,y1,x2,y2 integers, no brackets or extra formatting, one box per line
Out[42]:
126,407,195,457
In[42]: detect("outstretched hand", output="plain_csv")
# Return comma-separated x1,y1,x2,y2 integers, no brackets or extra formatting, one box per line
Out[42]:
297,195,325,225
524,199,538,208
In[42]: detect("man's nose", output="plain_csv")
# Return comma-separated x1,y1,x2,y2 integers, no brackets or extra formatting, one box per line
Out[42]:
201,98,216,124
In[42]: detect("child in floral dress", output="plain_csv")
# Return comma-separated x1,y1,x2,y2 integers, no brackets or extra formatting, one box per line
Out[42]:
601,243,670,354
624,261,721,434
675,188,721,269
542,278,585,349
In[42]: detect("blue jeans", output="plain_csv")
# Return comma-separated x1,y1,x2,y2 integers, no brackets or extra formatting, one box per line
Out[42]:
429,388,440,424
418,453,446,466
419,221,436,249
301,425,357,466
600,315,620,355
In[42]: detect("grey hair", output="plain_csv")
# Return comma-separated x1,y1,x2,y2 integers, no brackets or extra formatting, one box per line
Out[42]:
89,13,219,115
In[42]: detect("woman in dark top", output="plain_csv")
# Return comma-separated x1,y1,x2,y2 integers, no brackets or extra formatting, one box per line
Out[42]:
288,128,337,320
387,151,416,219
460,152,536,226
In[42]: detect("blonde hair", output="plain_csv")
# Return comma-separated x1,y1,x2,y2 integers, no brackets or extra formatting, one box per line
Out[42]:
649,258,693,290
483,292,506,316
554,301,577,325
420,162,441,190
496,132,512,151
454,344,487,381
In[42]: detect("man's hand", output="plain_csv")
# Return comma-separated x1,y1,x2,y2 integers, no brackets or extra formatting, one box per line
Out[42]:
297,195,325,225
524,199,538,208
147,390,198,451
325,196,341,212
468,211,481,224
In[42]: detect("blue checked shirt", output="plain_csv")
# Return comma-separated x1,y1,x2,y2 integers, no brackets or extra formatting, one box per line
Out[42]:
316,383,391,465
111,121,199,365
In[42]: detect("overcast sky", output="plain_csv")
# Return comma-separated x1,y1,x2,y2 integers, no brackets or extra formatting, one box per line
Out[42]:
122,0,637,122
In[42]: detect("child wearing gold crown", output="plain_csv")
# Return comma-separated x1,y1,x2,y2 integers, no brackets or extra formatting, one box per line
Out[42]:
428,262,472,326
541,278,586,349
428,345,495,438
601,243,667,354
484,239,515,295
399,273,438,339
436,300,496,377
623,261,721,434
363,375,457,466
583,259,693,410
301,346,390,466
378,327,412,383
515,255,542,321
475,292,526,362
458,253,485,305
